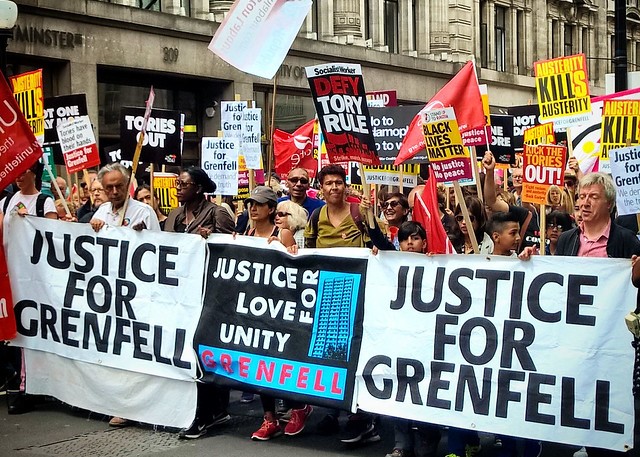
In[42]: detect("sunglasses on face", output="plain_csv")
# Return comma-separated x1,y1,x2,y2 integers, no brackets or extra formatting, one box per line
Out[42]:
382,200,401,209
455,215,476,223
288,177,309,185
275,211,291,218
175,180,195,189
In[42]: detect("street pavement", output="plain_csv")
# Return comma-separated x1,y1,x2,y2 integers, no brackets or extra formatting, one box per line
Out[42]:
0,391,631,457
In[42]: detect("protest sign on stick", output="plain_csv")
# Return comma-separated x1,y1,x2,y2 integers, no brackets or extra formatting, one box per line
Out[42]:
534,53,591,128
600,99,640,174
306,63,380,166
56,116,100,174
152,171,179,216
201,136,239,197
9,69,44,145
610,145,640,216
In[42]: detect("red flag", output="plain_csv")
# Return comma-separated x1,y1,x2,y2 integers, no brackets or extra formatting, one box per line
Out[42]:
394,61,484,165
273,119,316,177
0,233,16,340
412,169,456,255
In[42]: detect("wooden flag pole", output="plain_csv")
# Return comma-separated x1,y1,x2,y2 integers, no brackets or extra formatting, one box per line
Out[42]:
470,146,483,202
45,161,70,216
454,180,479,253
358,162,375,228
539,205,546,256
267,75,278,182
149,163,155,205
216,130,223,205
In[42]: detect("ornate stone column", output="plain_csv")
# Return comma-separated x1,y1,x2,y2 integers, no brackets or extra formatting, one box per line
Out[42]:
209,0,234,22
429,0,449,53
334,0,362,38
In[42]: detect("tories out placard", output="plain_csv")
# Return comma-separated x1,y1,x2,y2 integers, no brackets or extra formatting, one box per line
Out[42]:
522,144,566,204
422,107,471,183
196,239,368,410
306,63,380,165
120,107,182,166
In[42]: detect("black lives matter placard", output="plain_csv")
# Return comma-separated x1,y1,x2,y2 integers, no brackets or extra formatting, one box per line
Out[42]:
7,218,205,381
357,254,635,451
120,107,182,166
43,94,88,164
196,240,368,410
306,63,380,166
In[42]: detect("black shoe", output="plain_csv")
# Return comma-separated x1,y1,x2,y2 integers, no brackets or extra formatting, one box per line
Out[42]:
178,413,230,440
7,390,33,415
340,417,376,443
316,414,340,435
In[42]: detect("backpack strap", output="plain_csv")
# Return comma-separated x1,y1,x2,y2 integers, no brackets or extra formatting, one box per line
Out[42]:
36,194,51,218
2,194,10,215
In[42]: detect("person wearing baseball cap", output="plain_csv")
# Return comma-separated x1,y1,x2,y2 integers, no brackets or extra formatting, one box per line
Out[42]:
246,185,278,206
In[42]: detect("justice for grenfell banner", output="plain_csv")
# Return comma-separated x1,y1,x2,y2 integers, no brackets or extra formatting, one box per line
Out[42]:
3,218,638,450
195,239,368,411
356,252,635,451
5,217,205,382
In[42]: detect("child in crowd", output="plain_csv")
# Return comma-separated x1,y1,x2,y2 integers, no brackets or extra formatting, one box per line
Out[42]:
487,211,521,256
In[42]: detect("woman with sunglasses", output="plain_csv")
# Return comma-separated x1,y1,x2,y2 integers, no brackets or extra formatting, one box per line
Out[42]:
164,167,235,237
454,196,493,254
274,200,308,248
545,210,573,255
380,193,410,249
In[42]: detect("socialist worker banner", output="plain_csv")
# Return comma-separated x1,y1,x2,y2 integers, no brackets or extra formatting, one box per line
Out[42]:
196,238,368,411
306,63,380,166
356,251,636,451
534,53,591,127
0,73,43,190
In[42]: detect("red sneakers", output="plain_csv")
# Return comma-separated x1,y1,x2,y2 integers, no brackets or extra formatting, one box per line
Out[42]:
284,405,313,436
251,418,282,441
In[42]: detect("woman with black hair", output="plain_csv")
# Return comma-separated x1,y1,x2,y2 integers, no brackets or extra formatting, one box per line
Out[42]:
163,167,235,440
164,166,235,236
454,196,493,254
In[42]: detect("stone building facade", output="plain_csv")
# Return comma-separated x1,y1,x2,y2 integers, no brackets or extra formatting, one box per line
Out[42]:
6,0,633,163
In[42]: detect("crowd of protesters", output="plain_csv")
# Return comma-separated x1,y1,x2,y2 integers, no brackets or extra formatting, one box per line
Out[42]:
1,154,639,457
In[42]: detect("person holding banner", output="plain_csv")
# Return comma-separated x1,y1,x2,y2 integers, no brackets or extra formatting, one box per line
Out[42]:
0,160,57,414
161,167,234,439
90,164,160,233
553,172,640,457
278,167,325,220
164,167,235,237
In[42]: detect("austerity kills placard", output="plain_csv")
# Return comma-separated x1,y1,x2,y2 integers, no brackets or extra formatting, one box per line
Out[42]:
522,144,566,204
153,172,179,216
476,115,514,164
422,107,471,183
356,252,635,451
306,63,380,165
535,54,591,127
56,116,100,174
609,145,640,216
120,107,182,166
201,137,239,196
508,105,541,150
600,100,640,172
522,122,556,160
44,94,89,164
10,69,44,145
196,239,368,410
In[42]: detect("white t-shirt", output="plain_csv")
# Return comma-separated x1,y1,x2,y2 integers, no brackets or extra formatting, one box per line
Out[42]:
92,198,160,231
0,191,57,227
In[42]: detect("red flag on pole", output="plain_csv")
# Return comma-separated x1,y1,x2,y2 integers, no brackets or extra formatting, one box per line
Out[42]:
0,232,16,340
394,61,485,165
412,169,457,255
273,119,317,177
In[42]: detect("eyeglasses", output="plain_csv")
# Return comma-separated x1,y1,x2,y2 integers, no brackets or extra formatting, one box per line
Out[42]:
275,211,291,218
455,215,476,223
288,177,309,185
91,187,106,194
547,223,563,230
175,180,195,189
382,200,401,209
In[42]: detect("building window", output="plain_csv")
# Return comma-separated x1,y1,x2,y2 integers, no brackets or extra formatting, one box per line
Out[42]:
495,6,506,72
138,0,161,11
564,24,574,56
411,0,417,51
583,28,591,78
480,0,488,68
516,10,524,74
385,0,399,53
